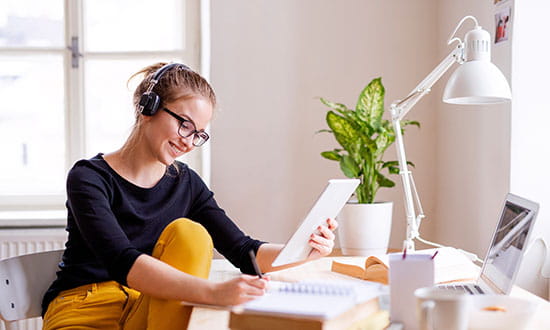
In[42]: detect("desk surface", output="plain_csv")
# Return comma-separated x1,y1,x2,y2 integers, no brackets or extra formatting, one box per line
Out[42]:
187,257,550,330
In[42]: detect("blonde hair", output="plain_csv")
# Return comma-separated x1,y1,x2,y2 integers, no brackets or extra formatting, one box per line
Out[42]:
128,62,216,121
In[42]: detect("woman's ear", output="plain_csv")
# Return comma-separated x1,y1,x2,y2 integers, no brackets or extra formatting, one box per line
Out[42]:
139,112,153,123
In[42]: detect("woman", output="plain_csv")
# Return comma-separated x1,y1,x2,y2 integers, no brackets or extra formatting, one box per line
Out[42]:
42,62,338,330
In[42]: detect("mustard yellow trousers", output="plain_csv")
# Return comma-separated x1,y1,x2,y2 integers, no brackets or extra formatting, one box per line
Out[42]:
43,218,213,330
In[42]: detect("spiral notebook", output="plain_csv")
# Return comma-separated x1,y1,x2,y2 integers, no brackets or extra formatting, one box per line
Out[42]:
238,279,384,320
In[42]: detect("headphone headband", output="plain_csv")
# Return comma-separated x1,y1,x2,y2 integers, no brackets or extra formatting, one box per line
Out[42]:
139,62,190,116
151,63,190,82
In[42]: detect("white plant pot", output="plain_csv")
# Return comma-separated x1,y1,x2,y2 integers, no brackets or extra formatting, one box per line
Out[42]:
337,201,393,256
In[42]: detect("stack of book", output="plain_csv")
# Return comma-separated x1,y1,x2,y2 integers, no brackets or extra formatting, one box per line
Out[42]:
229,280,388,330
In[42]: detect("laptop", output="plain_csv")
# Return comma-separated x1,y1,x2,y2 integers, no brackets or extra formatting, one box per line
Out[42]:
440,193,539,295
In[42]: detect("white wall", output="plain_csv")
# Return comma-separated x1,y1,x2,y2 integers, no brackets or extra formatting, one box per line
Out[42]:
434,1,511,258
210,0,438,249
209,0,513,256
438,1,549,299
209,0,548,299
510,0,550,298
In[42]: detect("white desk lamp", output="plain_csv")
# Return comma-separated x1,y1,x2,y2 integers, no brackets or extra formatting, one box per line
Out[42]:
390,16,512,251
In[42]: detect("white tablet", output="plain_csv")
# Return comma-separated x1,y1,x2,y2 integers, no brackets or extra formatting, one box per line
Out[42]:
271,179,360,267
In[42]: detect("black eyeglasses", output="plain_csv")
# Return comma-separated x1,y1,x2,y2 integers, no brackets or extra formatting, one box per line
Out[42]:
162,107,210,147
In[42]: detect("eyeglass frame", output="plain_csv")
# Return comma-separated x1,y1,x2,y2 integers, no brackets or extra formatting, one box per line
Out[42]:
162,107,210,147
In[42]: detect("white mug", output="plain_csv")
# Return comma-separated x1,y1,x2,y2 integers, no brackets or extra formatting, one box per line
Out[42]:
414,287,470,330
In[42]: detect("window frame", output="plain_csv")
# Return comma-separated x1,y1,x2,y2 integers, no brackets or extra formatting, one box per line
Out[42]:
0,0,207,212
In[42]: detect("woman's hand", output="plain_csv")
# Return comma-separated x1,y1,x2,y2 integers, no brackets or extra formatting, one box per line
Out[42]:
254,218,338,273
306,218,338,261
209,274,269,306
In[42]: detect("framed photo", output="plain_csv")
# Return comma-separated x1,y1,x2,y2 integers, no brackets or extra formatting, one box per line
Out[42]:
494,6,511,44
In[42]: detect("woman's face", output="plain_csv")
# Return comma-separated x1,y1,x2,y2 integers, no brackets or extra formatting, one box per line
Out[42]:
143,95,213,166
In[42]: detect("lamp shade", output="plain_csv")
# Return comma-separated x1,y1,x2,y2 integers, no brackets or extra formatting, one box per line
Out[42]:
443,26,511,104
443,60,512,104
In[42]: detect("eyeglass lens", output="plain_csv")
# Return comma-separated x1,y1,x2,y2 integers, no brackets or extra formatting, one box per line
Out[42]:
178,123,209,147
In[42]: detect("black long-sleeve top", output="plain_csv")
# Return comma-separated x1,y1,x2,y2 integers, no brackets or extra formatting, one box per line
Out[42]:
42,154,264,315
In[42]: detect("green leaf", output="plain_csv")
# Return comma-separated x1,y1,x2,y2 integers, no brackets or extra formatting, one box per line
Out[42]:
402,120,421,128
320,97,349,115
387,166,400,175
321,151,342,161
382,160,399,168
326,111,360,154
374,131,391,156
381,160,415,168
356,78,385,127
377,172,395,188
381,160,415,174
340,155,360,178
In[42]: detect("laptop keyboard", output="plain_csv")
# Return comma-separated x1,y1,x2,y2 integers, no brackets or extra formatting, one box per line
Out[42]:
439,284,485,295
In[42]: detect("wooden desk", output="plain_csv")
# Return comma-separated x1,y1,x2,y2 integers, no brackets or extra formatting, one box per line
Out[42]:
187,257,550,330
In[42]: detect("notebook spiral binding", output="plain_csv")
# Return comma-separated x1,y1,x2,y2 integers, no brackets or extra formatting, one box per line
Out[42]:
272,281,356,296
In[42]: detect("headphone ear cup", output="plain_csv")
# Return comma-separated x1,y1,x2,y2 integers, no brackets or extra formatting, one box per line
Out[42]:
139,92,161,116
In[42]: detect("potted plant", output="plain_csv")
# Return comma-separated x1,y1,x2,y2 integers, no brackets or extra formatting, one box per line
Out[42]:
319,77,419,255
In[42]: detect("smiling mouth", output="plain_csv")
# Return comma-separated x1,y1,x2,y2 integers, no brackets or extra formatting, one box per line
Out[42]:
169,141,185,155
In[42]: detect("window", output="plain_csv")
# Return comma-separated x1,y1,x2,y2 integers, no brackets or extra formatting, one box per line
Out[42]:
0,0,205,211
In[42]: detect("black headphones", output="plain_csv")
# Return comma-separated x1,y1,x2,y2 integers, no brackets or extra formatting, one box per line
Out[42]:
138,63,190,116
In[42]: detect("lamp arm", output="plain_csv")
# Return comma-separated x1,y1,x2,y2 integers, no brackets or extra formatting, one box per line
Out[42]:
390,44,463,251
391,117,419,251
393,45,463,121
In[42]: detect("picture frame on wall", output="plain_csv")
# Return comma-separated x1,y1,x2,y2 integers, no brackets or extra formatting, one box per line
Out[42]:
494,5,511,44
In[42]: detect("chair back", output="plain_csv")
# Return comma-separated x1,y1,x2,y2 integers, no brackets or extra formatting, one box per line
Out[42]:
515,237,549,299
0,249,63,328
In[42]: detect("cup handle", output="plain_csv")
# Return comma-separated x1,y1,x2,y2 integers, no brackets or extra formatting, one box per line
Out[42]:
419,300,435,330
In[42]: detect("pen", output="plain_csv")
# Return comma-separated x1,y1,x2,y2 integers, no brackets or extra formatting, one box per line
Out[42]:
248,249,263,278
402,247,407,260
431,250,439,259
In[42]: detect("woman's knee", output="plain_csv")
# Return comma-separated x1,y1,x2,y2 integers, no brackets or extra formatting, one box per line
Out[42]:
154,218,213,263
163,218,213,249
153,218,213,278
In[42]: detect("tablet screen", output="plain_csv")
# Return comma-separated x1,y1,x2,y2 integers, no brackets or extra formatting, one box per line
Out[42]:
271,179,359,267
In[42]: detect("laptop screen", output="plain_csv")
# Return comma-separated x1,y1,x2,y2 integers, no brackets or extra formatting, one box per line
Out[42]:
480,194,538,294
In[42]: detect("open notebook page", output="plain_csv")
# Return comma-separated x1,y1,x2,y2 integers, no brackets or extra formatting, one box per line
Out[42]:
238,279,385,320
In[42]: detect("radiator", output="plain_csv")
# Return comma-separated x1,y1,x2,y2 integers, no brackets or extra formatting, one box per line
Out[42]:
0,227,67,330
